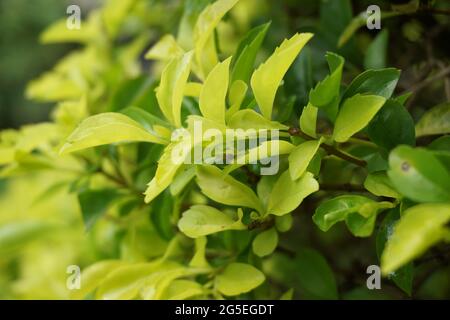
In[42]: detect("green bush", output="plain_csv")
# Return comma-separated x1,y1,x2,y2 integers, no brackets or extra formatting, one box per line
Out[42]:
0,0,449,300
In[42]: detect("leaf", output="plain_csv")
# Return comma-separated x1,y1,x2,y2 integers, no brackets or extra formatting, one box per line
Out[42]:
96,261,180,300
415,103,450,137
288,138,323,180
252,227,278,257
342,68,400,101
71,260,126,300
313,195,394,237
144,138,192,203
364,172,401,199
226,80,248,118
267,171,319,216
40,18,96,44
333,94,386,143
388,146,450,203
60,113,166,154
193,0,240,77
231,22,271,84
178,205,245,238
160,280,204,300
295,248,338,299
121,107,172,139
381,203,450,274
367,99,415,151
299,103,318,138
145,34,184,61
251,33,314,119
227,109,288,130
196,165,263,213
376,208,413,296
170,165,196,196
199,57,231,124
215,263,265,296
309,52,345,113
275,214,293,233
78,189,121,231
156,51,193,127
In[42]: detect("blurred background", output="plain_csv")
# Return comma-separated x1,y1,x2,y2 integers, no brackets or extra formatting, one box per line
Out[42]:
1,0,449,130
0,0,449,300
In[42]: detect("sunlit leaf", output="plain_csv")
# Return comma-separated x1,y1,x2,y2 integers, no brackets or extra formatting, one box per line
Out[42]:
251,33,313,119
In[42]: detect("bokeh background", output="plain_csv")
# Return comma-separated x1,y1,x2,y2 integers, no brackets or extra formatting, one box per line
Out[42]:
0,0,449,299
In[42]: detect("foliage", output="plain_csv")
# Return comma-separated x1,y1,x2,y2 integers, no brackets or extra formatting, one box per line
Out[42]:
0,0,449,300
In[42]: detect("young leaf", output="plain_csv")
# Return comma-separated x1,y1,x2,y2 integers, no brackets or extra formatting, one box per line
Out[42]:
252,227,278,257
226,80,248,118
193,0,240,77
367,99,415,151
199,57,232,124
288,138,323,180
156,51,193,127
267,171,319,216
381,203,450,274
251,33,314,119
178,205,246,238
215,263,265,296
196,165,264,213
275,214,293,233
145,34,184,61
415,103,450,137
299,103,318,138
333,94,386,143
96,261,181,300
388,146,450,203
309,52,345,120
227,109,288,130
342,68,400,101
60,113,167,154
364,172,401,199
231,22,271,84
145,139,192,203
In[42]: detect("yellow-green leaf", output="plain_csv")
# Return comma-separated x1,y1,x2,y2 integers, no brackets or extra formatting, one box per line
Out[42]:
288,138,324,180
251,33,313,119
60,113,166,154
215,263,265,296
194,0,240,77
267,171,319,216
333,94,386,142
144,138,192,203
145,34,184,61
199,57,232,124
178,205,246,238
381,203,450,274
196,165,263,213
252,227,278,257
156,51,193,127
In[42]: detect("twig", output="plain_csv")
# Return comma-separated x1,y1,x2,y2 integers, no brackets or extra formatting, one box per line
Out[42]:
288,128,367,167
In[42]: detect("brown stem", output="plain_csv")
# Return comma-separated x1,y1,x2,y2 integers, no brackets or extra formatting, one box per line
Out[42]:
288,128,367,167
